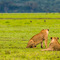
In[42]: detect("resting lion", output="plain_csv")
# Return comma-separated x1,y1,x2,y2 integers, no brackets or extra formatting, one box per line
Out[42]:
42,37,60,51
26,29,49,48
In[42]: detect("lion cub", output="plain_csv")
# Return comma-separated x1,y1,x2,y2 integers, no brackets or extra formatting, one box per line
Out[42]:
26,29,49,48
42,37,60,51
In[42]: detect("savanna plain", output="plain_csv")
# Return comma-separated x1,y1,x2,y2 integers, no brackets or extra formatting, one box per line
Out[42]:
0,13,60,60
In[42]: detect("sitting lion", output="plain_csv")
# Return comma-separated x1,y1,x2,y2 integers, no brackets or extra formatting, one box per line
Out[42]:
42,37,60,51
26,29,49,48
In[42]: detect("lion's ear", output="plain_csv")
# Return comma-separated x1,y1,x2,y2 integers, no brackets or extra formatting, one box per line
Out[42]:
57,37,59,39
50,37,52,39
47,29,49,31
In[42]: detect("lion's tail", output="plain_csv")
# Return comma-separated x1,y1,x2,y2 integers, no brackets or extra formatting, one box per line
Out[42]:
41,48,53,51
26,45,29,48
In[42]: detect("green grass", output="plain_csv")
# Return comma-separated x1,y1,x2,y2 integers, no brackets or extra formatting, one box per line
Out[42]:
0,13,60,18
0,13,60,60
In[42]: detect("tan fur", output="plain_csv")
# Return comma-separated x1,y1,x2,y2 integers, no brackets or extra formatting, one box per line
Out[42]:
26,29,49,48
42,37,60,51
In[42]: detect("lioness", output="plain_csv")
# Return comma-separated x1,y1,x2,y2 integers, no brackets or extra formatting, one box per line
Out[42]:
26,29,49,48
42,37,60,51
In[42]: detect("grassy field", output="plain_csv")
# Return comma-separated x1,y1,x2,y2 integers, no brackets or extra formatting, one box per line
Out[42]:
0,13,60,60
0,13,60,18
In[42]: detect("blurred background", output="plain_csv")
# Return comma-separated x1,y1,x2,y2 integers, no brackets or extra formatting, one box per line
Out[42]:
0,0,60,13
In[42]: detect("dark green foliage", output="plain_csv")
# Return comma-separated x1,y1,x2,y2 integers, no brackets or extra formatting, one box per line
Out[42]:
0,0,60,13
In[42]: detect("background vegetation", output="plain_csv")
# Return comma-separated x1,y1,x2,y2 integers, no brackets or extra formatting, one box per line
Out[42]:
0,0,60,13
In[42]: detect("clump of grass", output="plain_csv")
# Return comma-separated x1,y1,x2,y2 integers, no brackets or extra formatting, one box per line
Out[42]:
24,22,30,24
5,21,10,23
44,20,46,22
30,21,32,22
5,50,11,54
